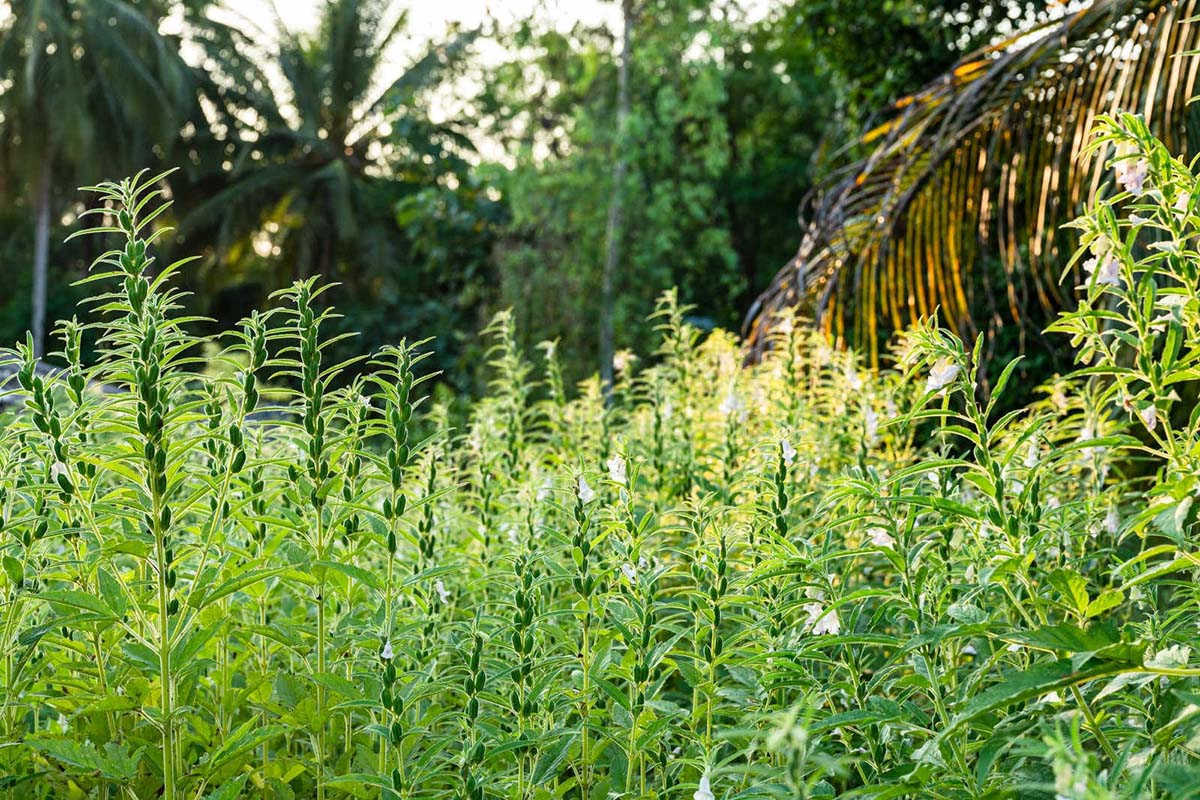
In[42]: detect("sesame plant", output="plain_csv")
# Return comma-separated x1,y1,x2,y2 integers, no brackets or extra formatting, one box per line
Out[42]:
2,117,1200,800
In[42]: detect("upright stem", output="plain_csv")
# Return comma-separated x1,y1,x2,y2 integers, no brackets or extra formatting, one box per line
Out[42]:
580,615,591,796
316,512,327,800
154,496,175,800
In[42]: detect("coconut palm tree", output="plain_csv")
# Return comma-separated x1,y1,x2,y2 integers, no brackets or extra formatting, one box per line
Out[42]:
180,0,476,290
0,0,194,355
745,0,1200,365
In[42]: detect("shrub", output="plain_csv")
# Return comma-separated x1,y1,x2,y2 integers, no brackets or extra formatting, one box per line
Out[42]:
1,118,1200,799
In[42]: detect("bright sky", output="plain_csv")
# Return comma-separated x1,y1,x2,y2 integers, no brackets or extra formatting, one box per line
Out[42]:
231,0,620,54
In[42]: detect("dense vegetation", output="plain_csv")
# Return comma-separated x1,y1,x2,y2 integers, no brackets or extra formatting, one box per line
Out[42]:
2,117,1200,798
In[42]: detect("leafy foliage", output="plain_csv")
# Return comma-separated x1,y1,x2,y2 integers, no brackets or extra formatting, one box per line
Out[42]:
3,126,1200,797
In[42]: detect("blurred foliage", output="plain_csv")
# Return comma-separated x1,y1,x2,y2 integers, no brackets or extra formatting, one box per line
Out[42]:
0,0,1024,392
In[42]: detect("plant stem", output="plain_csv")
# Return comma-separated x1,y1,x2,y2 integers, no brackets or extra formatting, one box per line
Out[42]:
154,515,175,800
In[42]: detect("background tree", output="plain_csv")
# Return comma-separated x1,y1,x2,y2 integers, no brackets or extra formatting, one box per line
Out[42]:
0,0,196,355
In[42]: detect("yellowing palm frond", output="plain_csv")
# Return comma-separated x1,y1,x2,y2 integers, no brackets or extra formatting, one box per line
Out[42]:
745,0,1200,363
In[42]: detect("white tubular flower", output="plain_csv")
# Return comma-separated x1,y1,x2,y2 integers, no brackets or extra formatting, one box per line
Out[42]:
50,461,69,481
1139,404,1158,433
577,476,596,503
620,562,636,582
693,775,715,800
381,641,394,660
925,357,960,394
864,406,879,445
804,602,841,636
1175,190,1191,218
719,388,744,418
845,366,863,391
1084,251,1121,286
606,454,627,485
780,438,797,466
1145,644,1191,670
1104,507,1120,535
1024,442,1038,468
868,527,895,548
435,579,451,603
1114,142,1149,194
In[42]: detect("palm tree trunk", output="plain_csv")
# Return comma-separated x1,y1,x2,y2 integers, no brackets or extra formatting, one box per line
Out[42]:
31,159,52,358
600,0,633,398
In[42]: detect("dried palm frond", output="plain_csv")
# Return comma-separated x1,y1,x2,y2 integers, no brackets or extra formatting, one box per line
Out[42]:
745,0,1200,364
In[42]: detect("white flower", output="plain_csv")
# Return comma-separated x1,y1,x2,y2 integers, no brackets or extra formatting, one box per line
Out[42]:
621,562,637,582
359,394,372,410
613,350,636,374
719,389,744,418
1139,404,1157,432
864,406,879,445
661,399,673,421
962,644,977,656
845,367,863,391
1146,644,1191,670
1104,507,1120,535
606,454,627,485
1007,643,1022,652
435,579,451,603
868,527,894,548
1024,442,1038,468
57,714,68,733
925,357,960,394
50,461,68,481
1084,252,1121,286
1175,190,1191,218
537,479,553,502
693,775,715,800
1114,143,1149,194
381,641,394,660
577,477,596,503
780,439,797,466
804,602,840,636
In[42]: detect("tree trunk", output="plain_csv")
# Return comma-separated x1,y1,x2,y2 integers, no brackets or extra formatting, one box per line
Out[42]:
31,160,52,358
600,0,633,399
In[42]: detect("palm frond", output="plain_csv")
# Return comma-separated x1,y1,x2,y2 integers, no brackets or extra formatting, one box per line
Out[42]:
745,0,1200,364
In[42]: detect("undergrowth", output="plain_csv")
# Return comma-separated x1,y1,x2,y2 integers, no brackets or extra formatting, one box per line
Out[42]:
2,116,1200,799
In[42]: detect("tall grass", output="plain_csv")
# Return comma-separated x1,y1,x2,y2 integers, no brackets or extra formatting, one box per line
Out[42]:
2,116,1200,799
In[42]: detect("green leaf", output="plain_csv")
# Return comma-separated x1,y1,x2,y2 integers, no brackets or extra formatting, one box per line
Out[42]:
1005,623,1115,654
205,720,288,773
190,566,289,610
1048,569,1089,616
2,555,22,585
531,731,575,785
204,775,249,800
26,737,141,780
1086,588,1124,618
941,658,1127,739
40,590,116,620
97,568,126,617
309,671,362,700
